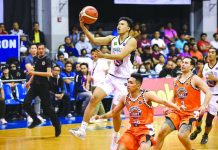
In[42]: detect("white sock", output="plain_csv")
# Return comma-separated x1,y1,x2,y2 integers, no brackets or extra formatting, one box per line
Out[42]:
113,132,119,136
81,121,88,131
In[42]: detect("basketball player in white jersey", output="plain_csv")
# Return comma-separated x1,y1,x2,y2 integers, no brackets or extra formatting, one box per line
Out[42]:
69,17,137,149
190,48,218,144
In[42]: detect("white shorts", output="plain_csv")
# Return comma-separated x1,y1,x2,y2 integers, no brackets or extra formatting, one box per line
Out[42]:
97,74,128,105
208,95,218,116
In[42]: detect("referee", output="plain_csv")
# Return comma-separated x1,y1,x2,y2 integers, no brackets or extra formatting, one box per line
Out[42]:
23,43,61,137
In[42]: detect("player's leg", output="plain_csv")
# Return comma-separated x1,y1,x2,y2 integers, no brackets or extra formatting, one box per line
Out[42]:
111,77,128,150
117,130,138,150
153,116,177,150
139,135,154,150
200,112,215,144
69,87,108,139
178,124,192,150
189,113,203,140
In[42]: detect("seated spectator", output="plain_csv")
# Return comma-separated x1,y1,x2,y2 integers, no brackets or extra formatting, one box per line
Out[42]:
0,79,7,124
164,22,178,45
210,33,218,49
60,62,76,86
151,44,161,65
74,63,92,115
130,23,141,39
180,23,191,41
95,26,105,37
151,31,166,51
0,23,8,34
194,59,204,75
63,36,79,57
1,66,14,81
1,67,16,98
69,26,80,45
9,63,26,79
75,32,92,56
77,49,93,71
175,32,187,53
144,60,156,76
137,63,146,74
137,32,151,54
49,66,71,117
100,45,111,54
155,54,165,74
178,43,191,58
167,42,179,60
55,52,65,69
188,37,196,49
140,46,152,63
197,33,211,56
190,44,203,60
159,60,174,78
171,57,182,77
10,22,24,36
29,21,46,45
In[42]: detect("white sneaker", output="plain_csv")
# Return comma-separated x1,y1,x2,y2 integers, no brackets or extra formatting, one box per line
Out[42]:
110,132,120,150
27,116,33,123
37,115,46,122
0,118,7,124
69,128,86,140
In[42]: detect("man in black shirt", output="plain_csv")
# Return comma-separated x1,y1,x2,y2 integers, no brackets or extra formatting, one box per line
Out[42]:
49,66,71,117
23,43,61,137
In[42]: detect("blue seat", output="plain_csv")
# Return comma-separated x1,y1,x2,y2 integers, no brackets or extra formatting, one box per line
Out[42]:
2,84,20,105
15,83,27,102
64,81,75,101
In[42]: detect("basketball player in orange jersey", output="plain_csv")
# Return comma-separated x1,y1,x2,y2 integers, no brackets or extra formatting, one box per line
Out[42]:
190,48,218,144
69,16,137,149
95,73,180,150
153,57,212,150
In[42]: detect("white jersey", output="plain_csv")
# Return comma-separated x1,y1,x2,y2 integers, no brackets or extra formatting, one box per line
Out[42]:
202,62,218,94
108,35,133,78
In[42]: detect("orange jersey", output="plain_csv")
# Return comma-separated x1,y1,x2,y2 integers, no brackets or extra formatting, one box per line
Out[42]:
124,90,154,127
174,74,201,115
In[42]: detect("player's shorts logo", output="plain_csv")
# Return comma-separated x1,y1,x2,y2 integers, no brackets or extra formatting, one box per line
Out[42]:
206,80,216,87
114,60,123,66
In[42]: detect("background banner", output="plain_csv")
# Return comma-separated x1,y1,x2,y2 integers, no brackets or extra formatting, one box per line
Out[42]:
0,35,20,62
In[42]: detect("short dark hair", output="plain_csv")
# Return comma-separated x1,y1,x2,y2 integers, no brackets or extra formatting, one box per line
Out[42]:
131,73,143,85
91,48,98,53
33,21,39,26
200,33,207,37
208,47,218,54
80,62,88,69
213,32,218,38
53,65,60,70
65,62,72,67
118,17,134,30
37,43,45,48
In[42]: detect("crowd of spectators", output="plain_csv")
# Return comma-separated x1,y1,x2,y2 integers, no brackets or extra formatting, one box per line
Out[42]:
0,20,218,124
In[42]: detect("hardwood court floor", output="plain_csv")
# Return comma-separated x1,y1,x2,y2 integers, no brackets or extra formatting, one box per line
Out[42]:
0,116,218,150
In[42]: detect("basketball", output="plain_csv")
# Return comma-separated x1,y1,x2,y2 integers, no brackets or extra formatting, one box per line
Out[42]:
79,6,98,24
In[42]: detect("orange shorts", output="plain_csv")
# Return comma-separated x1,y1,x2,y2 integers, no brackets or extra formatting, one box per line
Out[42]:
166,112,197,130
118,126,155,150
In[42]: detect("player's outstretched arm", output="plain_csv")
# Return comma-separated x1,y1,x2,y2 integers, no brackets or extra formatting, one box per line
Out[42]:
97,38,137,61
193,75,212,115
80,21,114,45
145,92,180,110
96,96,125,119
